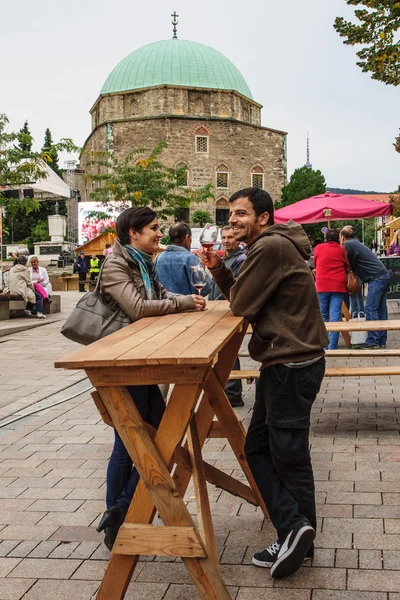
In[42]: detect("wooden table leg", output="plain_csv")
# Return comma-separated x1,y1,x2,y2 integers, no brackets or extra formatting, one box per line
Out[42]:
341,301,352,348
96,383,231,600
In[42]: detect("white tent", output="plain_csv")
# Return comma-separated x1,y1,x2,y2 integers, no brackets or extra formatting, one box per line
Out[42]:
18,160,71,199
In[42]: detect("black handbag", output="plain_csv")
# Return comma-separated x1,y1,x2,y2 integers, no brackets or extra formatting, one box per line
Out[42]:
60,260,132,345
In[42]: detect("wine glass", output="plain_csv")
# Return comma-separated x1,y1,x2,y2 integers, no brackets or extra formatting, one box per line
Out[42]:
191,265,207,293
199,223,219,250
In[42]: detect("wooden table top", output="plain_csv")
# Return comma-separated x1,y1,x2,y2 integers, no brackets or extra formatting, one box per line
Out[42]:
326,319,400,332
55,301,244,370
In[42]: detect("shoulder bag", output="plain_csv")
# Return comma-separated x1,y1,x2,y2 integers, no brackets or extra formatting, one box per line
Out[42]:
60,259,132,345
342,247,361,296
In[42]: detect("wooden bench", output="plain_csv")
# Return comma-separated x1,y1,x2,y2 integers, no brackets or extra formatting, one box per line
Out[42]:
229,366,400,383
60,275,79,291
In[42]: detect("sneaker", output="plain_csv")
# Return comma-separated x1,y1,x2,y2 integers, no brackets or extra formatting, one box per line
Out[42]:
23,309,34,317
270,523,315,579
36,313,47,319
252,541,314,568
379,344,386,349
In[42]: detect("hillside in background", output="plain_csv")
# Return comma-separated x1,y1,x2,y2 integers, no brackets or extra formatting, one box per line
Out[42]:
327,187,381,195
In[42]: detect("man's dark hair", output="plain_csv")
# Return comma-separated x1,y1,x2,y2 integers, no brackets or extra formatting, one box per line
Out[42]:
17,255,28,266
169,222,191,244
313,238,322,248
326,229,340,243
116,207,157,245
229,187,274,225
340,226,355,240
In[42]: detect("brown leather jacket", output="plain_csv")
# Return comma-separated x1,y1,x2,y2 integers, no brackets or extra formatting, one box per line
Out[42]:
100,240,196,322
211,221,329,368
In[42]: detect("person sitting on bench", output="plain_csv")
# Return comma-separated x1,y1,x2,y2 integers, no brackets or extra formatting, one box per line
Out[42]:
9,256,46,319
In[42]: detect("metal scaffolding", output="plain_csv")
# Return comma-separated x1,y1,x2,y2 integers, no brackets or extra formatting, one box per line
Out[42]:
64,160,78,250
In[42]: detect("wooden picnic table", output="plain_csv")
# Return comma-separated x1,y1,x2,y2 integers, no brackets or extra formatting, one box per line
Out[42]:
55,300,267,600
326,319,400,332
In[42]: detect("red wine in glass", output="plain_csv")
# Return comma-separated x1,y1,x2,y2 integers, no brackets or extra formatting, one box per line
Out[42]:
191,266,207,293
200,224,219,250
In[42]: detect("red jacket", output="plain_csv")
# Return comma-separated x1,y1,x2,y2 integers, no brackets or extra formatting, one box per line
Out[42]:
314,242,347,293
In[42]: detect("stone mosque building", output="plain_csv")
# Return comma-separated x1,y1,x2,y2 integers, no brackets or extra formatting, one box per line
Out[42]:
78,25,287,225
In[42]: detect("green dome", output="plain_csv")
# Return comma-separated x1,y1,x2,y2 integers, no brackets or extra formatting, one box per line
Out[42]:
100,39,252,99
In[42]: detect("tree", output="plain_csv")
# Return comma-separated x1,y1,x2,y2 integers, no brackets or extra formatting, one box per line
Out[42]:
277,166,326,209
85,140,214,219
192,210,213,227
395,129,400,153
0,113,77,248
334,1,400,86
18,120,32,155
42,128,62,177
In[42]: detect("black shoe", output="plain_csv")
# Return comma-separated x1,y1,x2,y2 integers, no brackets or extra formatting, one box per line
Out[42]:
379,344,386,349
270,523,315,579
229,398,244,408
96,503,126,551
353,343,380,350
252,540,314,568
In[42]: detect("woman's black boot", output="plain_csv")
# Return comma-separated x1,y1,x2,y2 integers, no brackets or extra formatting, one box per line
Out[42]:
97,504,126,551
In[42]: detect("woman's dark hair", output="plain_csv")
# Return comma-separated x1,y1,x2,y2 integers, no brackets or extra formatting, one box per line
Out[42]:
326,229,340,243
116,207,157,245
229,187,274,225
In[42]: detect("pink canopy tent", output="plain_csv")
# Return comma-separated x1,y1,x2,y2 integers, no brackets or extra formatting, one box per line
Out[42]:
274,191,392,225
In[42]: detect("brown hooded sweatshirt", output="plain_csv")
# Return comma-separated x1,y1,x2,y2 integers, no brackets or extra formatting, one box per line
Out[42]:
210,220,329,368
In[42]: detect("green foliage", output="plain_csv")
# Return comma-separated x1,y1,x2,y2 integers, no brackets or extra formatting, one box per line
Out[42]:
191,210,213,227
303,218,376,245
0,113,77,244
395,129,400,153
277,166,326,209
42,128,62,177
334,1,400,86
18,120,32,155
84,140,215,219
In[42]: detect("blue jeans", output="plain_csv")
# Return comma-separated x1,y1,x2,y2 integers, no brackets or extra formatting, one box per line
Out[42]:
27,291,43,314
350,288,365,317
365,272,390,346
106,385,165,510
318,292,345,350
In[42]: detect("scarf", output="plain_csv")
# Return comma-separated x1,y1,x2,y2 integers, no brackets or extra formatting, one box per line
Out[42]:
124,245,162,300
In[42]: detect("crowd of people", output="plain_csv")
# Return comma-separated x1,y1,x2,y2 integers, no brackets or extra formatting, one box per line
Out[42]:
81,216,116,243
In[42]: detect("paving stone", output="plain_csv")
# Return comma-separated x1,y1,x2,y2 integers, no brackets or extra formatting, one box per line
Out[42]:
0,525,58,541
236,590,310,600
49,526,103,543
8,541,39,558
28,540,60,558
359,549,383,570
335,548,359,568
348,569,400,591
123,582,169,600
313,592,386,600
0,540,20,557
323,518,383,534
354,533,400,550
71,560,107,580
22,579,99,600
0,557,22,577
0,577,36,599
383,551,400,570
274,566,346,589
8,557,82,579
162,584,239,599
48,541,80,558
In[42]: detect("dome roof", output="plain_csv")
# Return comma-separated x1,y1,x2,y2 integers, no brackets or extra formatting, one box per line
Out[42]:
100,39,252,99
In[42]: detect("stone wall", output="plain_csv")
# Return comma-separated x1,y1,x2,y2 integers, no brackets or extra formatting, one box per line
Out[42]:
81,115,286,221
91,87,262,130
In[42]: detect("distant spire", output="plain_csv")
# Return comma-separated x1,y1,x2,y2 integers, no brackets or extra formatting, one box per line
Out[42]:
305,132,312,169
171,11,179,39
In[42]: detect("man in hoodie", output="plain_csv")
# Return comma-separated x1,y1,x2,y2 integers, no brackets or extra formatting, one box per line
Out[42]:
200,187,328,580
209,225,247,407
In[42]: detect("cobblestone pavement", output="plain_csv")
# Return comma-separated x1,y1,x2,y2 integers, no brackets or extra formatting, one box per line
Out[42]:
0,297,400,598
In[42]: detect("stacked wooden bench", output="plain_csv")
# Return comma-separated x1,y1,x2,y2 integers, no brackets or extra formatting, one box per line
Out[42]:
0,293,61,319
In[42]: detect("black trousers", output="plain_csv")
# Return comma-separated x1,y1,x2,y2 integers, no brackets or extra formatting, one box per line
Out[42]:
244,358,325,540
225,356,242,402
78,272,87,292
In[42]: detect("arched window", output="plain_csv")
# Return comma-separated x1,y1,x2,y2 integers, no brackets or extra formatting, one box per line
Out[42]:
251,166,264,189
194,97,204,113
216,198,229,225
194,127,209,153
176,162,189,187
216,164,229,189
131,98,139,116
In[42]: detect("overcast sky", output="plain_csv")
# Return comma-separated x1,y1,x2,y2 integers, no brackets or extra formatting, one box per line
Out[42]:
2,0,399,192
